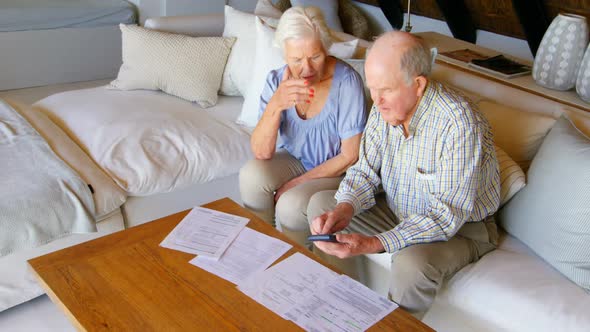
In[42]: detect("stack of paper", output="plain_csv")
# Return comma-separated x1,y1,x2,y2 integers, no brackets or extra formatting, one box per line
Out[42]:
160,207,249,259
189,227,292,285
239,253,398,331
161,208,397,331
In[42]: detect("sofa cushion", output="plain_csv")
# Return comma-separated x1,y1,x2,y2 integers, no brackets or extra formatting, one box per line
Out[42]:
36,87,252,196
111,24,235,108
237,17,284,127
424,231,590,332
495,145,525,207
220,6,255,97
499,115,590,291
478,100,556,171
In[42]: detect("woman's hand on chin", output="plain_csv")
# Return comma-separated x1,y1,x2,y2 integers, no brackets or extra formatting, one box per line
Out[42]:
269,67,313,112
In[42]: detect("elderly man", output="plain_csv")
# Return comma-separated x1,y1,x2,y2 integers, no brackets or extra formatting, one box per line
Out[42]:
307,31,500,317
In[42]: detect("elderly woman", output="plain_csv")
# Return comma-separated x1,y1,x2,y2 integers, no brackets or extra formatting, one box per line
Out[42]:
239,6,367,247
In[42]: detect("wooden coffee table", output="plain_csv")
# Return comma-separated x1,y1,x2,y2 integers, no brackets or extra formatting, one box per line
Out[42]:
29,198,433,331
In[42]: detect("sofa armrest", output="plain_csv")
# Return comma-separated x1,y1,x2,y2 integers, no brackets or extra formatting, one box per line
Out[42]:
144,14,224,37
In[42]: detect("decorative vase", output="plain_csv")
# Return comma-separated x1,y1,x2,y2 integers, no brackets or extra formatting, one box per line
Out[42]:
532,14,588,91
576,45,590,103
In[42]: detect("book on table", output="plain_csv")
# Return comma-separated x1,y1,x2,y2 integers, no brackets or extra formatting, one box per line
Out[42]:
438,48,489,64
438,49,531,79
468,55,532,78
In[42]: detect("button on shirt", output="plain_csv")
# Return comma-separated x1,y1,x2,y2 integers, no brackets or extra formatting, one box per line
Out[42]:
336,81,500,253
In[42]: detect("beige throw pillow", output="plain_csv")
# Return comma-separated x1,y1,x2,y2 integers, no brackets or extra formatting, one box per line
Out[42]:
111,24,235,108
495,145,526,206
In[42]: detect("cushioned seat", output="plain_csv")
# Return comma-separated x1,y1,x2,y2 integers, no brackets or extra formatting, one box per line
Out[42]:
424,231,590,332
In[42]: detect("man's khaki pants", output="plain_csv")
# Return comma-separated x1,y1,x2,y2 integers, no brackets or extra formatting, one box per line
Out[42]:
307,190,498,319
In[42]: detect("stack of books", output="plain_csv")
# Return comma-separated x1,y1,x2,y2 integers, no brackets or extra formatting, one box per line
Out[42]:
438,49,532,79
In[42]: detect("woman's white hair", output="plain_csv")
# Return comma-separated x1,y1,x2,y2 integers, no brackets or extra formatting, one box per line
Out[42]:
274,6,332,54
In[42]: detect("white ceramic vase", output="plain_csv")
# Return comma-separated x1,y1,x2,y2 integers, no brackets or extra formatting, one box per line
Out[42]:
533,14,588,91
576,45,590,103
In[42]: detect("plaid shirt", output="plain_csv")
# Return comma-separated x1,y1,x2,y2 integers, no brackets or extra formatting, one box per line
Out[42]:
336,81,500,253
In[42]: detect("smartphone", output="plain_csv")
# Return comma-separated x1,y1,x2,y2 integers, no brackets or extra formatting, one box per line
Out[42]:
307,234,338,243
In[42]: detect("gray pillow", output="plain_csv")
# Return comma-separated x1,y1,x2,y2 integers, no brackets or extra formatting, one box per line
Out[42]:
499,115,590,291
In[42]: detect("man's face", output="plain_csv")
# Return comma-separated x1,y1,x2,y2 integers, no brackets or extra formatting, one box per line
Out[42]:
365,58,421,127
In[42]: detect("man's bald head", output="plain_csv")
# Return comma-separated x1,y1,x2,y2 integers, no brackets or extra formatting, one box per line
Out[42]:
366,31,432,85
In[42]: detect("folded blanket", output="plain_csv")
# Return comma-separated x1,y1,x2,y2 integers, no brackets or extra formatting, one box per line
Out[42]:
0,99,95,257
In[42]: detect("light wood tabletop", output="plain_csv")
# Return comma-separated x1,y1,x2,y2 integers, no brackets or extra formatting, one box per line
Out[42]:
29,198,433,331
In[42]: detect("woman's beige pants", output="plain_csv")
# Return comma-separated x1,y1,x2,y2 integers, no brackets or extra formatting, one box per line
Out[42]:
239,150,342,248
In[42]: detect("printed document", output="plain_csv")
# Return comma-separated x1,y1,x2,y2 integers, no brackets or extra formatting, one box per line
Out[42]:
238,252,338,318
189,227,292,285
160,207,248,259
285,274,398,331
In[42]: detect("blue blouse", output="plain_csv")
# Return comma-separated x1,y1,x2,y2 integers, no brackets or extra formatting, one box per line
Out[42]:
258,60,367,171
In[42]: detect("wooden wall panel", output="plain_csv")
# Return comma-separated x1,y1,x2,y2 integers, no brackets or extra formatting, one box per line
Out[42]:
356,0,590,39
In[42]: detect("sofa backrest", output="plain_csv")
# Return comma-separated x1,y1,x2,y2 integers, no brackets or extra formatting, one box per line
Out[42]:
432,63,590,132
431,63,590,169
144,13,224,37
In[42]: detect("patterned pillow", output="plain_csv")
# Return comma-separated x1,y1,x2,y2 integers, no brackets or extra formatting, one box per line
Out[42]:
111,24,235,108
338,0,371,40
499,116,590,291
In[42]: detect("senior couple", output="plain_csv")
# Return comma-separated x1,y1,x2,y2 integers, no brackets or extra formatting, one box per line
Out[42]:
239,6,500,318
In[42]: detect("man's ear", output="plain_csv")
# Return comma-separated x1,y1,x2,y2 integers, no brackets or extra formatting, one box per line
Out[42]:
415,76,428,97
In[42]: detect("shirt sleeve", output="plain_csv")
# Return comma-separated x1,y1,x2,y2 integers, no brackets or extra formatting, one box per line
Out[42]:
375,122,486,253
337,69,367,140
335,106,382,214
257,67,283,121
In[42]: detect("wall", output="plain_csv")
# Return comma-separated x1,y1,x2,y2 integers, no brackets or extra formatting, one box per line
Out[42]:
354,2,533,61
130,0,227,23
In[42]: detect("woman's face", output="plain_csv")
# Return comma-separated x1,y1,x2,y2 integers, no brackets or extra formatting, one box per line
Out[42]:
284,37,327,85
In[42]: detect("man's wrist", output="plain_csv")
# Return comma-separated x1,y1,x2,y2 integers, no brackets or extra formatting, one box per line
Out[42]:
335,202,354,220
336,194,361,215
370,236,385,253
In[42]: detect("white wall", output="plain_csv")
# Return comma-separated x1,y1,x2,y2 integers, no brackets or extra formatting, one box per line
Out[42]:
131,0,227,23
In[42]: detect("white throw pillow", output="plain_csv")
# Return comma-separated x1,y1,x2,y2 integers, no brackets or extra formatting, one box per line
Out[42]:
328,39,358,59
290,0,343,31
331,30,372,59
237,18,285,127
111,24,235,108
220,6,257,96
499,116,590,291
495,145,526,207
